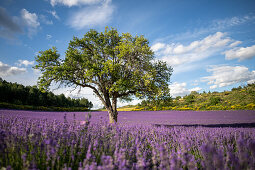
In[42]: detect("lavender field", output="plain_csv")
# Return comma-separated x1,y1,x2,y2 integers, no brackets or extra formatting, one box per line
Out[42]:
1,109,255,169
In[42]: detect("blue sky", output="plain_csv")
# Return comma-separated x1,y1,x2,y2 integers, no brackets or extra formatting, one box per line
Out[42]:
0,0,255,108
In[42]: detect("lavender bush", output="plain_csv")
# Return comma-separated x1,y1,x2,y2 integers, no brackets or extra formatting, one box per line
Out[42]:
1,111,255,170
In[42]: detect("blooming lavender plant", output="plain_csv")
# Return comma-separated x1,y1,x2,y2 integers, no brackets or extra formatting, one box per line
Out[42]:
0,110,255,169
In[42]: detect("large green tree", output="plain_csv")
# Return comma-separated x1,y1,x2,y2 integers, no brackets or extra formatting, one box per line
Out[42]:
35,27,172,123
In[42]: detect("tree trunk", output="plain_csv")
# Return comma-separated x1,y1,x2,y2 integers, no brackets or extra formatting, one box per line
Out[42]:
107,97,118,123
108,108,118,123
95,90,118,123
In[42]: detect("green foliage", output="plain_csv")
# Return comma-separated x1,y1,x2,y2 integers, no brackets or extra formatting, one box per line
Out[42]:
34,27,172,122
175,96,181,100
184,94,195,104
0,78,93,110
35,27,172,99
209,96,221,106
137,95,173,111
135,83,255,111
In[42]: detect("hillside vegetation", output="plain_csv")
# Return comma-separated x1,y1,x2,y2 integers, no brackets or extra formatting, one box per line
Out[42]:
134,83,255,111
0,78,93,111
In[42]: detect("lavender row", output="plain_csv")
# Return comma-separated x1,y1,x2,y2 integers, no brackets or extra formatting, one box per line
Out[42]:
1,109,255,126
0,114,255,169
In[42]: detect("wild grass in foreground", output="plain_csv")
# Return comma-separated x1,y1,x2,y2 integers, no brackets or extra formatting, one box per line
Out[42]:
0,113,255,169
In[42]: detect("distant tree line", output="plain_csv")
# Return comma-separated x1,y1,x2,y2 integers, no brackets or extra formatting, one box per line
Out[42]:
135,83,255,111
0,78,93,109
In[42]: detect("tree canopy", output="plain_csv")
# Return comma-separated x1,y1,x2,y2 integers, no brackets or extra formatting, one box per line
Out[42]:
35,27,173,123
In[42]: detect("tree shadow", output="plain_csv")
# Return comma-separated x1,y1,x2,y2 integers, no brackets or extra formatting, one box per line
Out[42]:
154,122,255,128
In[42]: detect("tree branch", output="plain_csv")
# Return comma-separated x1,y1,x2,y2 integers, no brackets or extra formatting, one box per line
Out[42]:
117,90,137,98
70,80,107,107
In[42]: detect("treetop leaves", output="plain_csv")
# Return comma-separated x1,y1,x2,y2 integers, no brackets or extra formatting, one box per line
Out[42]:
35,27,173,103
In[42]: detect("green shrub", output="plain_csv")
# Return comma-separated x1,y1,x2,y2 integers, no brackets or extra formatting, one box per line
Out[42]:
184,94,195,104
209,96,222,105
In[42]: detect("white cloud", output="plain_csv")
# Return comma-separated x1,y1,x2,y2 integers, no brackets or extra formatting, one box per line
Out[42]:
21,9,40,28
153,32,235,68
50,0,101,7
202,65,255,89
46,34,52,40
32,68,41,76
190,87,202,92
248,79,255,84
17,60,34,67
209,85,217,89
154,15,255,48
229,41,242,48
224,45,255,61
49,10,60,20
0,61,26,77
39,15,53,25
212,15,255,30
68,0,114,29
21,9,40,37
48,0,115,30
169,82,201,97
151,42,166,52
54,87,103,109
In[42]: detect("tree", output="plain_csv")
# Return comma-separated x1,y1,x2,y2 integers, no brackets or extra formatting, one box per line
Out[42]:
79,98,93,109
209,96,221,105
175,96,181,100
184,94,195,104
34,27,172,123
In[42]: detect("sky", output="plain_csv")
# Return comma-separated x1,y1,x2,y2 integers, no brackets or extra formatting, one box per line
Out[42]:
0,0,255,109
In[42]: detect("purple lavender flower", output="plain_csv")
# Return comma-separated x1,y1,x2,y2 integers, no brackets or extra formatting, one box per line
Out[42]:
1,109,255,169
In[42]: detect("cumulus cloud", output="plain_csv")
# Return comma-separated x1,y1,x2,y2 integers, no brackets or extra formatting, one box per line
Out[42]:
68,0,114,29
229,41,242,48
151,42,166,52
202,65,255,89
17,60,34,67
21,9,40,37
48,0,114,29
0,7,42,39
0,61,26,77
50,0,101,7
0,7,23,39
224,45,255,61
169,82,201,97
152,32,239,68
190,87,202,92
